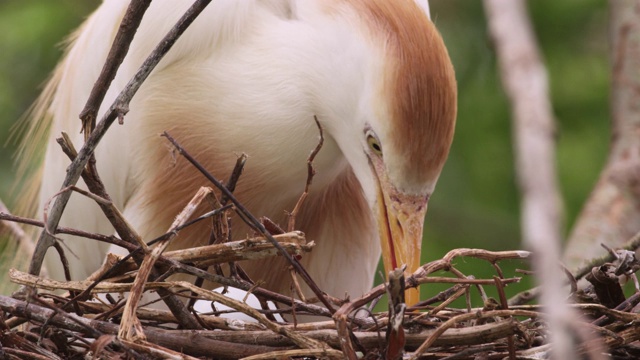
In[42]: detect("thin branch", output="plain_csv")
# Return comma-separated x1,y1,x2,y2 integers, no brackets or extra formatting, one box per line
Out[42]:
493,276,515,360
78,0,152,136
0,295,281,359
57,133,203,329
2,211,334,319
27,0,213,281
161,131,336,314
118,187,213,339
220,153,247,206
28,296,146,360
0,199,36,266
57,133,147,250
288,116,324,232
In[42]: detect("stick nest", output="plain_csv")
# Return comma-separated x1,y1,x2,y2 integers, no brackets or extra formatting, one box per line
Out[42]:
1,130,640,360
2,241,640,360
1,131,639,359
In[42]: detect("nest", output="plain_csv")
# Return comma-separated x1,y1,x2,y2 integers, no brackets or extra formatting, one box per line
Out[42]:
2,4,640,358
2,238,640,359
1,130,640,360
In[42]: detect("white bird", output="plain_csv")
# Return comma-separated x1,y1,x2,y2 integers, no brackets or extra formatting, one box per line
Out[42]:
22,0,456,306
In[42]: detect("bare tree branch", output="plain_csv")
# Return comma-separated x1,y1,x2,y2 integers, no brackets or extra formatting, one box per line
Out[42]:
483,1,579,359
483,0,563,260
78,0,152,137
564,0,640,271
27,0,212,280
0,200,36,271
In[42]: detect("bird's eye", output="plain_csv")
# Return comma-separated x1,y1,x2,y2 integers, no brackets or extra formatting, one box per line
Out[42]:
367,134,383,156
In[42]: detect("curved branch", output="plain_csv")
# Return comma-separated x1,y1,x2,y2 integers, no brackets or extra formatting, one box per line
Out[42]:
564,0,640,271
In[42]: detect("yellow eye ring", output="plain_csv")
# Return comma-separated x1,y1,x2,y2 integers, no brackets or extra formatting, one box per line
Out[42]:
367,134,383,156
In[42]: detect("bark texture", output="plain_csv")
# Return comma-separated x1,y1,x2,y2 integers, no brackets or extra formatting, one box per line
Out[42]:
484,1,573,359
564,0,640,271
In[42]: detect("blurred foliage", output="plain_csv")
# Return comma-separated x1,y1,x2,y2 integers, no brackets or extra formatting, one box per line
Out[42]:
416,0,609,302
0,1,610,304
0,1,99,196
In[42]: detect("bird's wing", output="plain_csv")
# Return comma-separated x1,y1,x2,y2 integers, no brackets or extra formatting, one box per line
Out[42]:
36,0,300,281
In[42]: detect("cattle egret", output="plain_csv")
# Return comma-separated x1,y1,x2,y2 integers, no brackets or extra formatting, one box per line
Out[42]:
26,0,456,306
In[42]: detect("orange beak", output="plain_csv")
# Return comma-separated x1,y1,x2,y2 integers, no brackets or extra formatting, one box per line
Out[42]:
373,167,429,306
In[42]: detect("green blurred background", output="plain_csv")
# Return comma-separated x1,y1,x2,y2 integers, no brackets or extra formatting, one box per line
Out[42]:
0,1,609,304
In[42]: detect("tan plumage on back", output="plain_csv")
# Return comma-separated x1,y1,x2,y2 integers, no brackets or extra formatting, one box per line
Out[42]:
16,0,456,305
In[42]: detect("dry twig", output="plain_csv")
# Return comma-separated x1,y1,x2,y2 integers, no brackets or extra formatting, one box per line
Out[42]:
27,0,213,282
162,132,336,314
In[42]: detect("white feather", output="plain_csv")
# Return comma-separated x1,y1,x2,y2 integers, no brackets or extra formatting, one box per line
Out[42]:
41,0,384,296
36,0,447,305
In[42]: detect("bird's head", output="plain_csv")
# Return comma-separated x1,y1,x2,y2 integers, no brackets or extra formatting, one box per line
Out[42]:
318,1,456,304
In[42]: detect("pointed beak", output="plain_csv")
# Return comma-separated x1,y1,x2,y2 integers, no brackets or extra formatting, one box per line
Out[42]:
374,172,429,306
